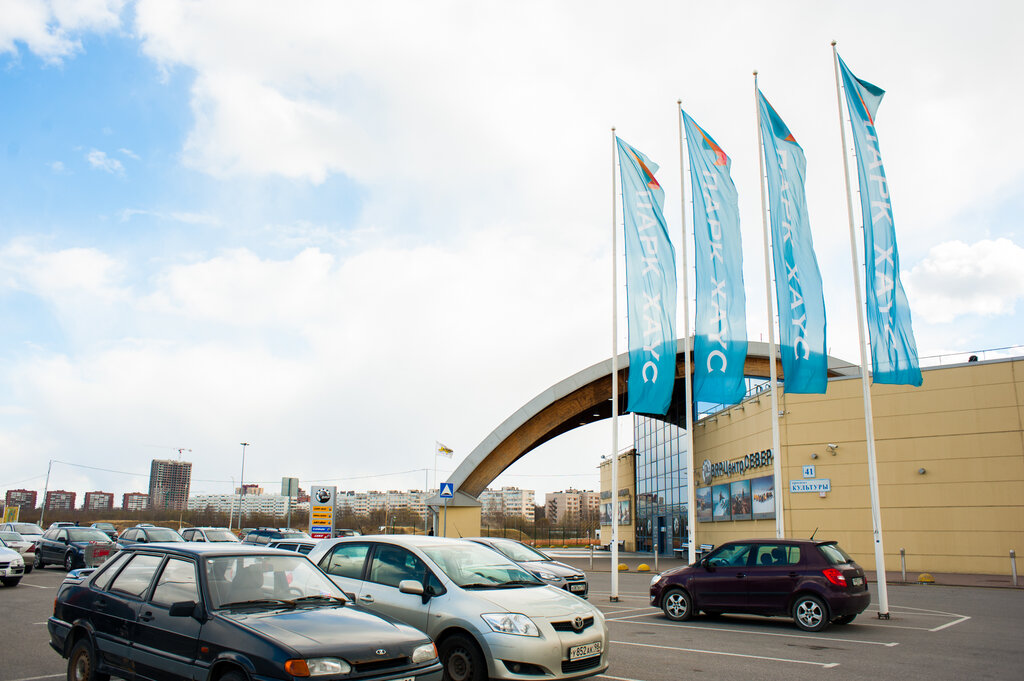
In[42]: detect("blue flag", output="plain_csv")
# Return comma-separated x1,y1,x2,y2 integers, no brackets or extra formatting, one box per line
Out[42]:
757,90,827,394
839,55,922,386
680,108,748,406
616,136,677,415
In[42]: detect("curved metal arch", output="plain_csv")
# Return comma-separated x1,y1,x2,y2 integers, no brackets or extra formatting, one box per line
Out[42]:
446,340,855,499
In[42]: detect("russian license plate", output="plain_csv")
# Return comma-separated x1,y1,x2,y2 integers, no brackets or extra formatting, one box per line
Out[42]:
852,576,864,586
569,583,586,592
568,641,602,661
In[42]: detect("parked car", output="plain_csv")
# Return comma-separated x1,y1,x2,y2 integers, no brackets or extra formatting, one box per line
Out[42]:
334,528,362,537
0,531,35,572
1,522,45,544
649,538,871,632
468,537,589,598
47,544,443,681
307,535,609,681
89,522,118,540
0,541,25,586
116,525,186,547
48,521,77,530
241,527,311,545
181,526,240,543
267,538,319,555
35,526,118,571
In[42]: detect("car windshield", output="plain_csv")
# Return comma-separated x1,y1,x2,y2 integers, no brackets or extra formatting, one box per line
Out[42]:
12,523,43,535
483,539,550,562
818,543,854,565
68,529,113,542
205,554,346,609
422,543,543,588
0,531,23,542
146,528,185,542
279,531,309,539
93,523,115,530
204,530,239,542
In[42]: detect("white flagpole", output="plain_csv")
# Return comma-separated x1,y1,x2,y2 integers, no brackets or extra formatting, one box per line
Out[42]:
831,41,890,618
677,102,697,566
754,72,785,539
610,127,620,602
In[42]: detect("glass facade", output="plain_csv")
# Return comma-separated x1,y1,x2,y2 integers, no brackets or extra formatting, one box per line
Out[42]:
633,406,689,555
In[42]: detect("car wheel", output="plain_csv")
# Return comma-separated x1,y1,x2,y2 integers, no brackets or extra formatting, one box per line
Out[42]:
218,670,246,681
68,639,109,681
661,588,694,621
35,551,45,569
833,614,857,625
64,552,77,571
792,594,829,632
1,577,20,587
24,560,33,574
439,634,486,681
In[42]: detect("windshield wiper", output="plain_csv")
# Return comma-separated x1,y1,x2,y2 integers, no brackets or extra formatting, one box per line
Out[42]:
458,582,499,590
219,599,295,610
493,580,543,588
290,595,346,606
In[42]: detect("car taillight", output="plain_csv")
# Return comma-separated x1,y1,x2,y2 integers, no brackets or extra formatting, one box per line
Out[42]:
822,568,847,587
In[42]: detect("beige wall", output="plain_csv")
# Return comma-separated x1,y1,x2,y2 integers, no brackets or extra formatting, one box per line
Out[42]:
691,358,1024,575
598,451,637,551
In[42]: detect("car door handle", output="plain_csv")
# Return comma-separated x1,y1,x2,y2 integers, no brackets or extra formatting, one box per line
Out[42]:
359,594,374,604
139,611,154,622
788,572,799,578
735,573,746,578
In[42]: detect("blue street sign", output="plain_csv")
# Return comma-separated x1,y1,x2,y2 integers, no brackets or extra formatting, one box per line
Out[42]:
439,482,454,499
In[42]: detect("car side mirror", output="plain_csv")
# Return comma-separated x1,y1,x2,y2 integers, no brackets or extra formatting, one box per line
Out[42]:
61,537,69,544
168,601,204,621
702,558,715,572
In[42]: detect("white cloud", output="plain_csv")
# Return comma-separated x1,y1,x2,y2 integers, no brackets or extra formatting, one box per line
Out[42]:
86,149,125,175
1,239,126,301
118,147,140,160
0,0,123,63
906,238,1024,324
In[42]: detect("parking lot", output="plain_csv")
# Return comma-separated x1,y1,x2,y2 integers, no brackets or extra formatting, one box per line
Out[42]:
4,558,1022,681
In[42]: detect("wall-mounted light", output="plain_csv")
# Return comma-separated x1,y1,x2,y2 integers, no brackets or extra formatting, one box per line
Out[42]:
917,467,927,475
810,452,818,459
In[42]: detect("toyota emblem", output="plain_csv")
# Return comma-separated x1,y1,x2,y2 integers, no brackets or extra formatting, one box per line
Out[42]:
572,616,584,632
375,649,387,656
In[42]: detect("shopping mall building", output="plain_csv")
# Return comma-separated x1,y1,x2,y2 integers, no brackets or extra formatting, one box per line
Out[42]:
599,350,1024,576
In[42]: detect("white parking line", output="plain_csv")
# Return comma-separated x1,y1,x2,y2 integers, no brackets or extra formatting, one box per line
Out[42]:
929,615,971,632
7,674,63,681
611,639,839,668
19,583,54,589
607,613,899,647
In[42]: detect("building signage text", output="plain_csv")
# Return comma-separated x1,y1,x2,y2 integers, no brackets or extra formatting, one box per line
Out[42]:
702,449,773,484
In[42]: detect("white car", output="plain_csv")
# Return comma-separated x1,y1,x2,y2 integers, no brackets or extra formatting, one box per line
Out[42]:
307,535,608,681
0,522,44,544
0,532,35,573
0,542,25,586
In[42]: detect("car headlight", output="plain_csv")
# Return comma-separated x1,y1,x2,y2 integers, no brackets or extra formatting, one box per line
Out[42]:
481,612,540,636
285,658,352,677
650,572,665,587
533,570,558,581
411,643,438,664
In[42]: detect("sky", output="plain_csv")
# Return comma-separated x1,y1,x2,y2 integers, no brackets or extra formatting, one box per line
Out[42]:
2,1,1022,507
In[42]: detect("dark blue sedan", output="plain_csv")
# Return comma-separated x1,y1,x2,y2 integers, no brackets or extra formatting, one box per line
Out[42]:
49,544,442,681
35,527,117,571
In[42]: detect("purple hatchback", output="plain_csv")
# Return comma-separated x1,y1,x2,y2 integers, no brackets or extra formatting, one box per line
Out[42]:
649,539,870,632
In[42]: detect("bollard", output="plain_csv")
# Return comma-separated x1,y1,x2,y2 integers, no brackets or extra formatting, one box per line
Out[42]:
654,540,659,573
900,548,906,583
589,542,594,571
1012,550,1018,587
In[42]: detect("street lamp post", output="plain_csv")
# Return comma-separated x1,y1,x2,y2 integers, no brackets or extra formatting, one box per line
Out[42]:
237,442,250,531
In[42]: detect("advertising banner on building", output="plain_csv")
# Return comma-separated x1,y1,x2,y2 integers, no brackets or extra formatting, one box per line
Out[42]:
309,485,336,539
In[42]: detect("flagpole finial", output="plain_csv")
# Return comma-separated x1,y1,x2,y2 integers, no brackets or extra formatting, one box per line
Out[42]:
831,40,837,47
611,126,616,132
677,99,682,105
753,69,758,76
